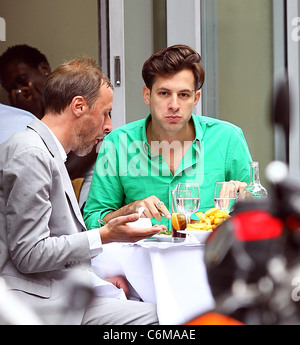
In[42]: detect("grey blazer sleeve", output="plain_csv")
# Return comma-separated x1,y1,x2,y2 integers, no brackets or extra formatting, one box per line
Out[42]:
3,145,91,274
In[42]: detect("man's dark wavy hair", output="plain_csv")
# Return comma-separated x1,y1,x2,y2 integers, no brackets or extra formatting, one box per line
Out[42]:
0,44,49,83
142,44,205,91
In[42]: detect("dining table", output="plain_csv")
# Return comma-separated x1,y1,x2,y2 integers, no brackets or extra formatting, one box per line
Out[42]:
91,235,216,325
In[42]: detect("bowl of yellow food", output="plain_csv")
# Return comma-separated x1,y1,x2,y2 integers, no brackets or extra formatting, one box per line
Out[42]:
178,208,230,243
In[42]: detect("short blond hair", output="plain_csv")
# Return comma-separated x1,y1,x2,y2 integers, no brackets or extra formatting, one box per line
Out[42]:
44,57,112,114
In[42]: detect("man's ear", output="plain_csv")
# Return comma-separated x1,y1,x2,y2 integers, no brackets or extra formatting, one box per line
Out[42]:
38,61,51,77
194,90,201,107
71,96,88,118
142,86,151,106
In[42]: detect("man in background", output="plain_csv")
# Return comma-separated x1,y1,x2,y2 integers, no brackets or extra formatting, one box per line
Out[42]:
0,45,97,206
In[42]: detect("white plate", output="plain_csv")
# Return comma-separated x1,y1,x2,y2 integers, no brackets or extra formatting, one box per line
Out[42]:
177,230,213,243
146,234,174,243
125,238,202,249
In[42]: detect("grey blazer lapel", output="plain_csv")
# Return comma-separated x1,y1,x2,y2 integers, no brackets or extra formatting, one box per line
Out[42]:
27,120,86,229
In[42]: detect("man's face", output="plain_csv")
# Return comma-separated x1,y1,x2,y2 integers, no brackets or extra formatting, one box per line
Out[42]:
74,83,113,157
143,69,201,136
1,59,50,119
1,59,48,96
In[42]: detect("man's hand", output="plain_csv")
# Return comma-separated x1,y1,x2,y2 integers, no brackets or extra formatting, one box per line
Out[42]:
99,213,167,244
9,82,44,119
105,275,129,297
103,195,171,223
229,180,247,195
131,195,171,221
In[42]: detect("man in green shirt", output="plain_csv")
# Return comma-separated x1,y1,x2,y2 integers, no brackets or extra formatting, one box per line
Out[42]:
84,45,252,230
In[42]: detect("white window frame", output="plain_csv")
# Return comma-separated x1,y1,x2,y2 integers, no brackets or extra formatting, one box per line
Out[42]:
166,0,204,117
98,0,126,129
273,0,287,163
286,0,300,174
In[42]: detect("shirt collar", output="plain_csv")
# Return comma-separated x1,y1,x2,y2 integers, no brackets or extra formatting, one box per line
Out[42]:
191,114,203,142
142,114,151,142
142,114,152,155
48,128,68,162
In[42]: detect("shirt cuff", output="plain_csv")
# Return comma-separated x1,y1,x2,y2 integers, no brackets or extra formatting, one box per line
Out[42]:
86,228,103,258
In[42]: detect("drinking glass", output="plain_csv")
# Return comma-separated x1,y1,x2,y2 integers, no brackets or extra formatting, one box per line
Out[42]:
214,181,237,214
171,189,186,241
176,182,200,225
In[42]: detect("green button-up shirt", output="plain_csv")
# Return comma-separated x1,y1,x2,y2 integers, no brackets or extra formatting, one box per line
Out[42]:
83,114,252,230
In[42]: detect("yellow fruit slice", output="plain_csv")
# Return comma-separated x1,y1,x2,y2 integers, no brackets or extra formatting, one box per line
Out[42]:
172,213,186,230
172,213,181,231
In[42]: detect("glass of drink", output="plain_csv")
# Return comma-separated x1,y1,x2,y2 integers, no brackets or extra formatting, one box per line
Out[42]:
214,181,237,214
176,183,200,225
171,189,186,241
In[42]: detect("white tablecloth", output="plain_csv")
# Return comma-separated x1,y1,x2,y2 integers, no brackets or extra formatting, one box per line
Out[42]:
91,238,215,325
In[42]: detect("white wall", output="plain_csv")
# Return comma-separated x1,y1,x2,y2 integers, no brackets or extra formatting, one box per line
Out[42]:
218,0,274,186
0,0,98,105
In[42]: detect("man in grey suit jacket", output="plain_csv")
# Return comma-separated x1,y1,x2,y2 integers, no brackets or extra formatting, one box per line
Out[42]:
0,57,165,325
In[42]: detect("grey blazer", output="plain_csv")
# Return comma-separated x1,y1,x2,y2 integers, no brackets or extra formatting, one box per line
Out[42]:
0,119,92,301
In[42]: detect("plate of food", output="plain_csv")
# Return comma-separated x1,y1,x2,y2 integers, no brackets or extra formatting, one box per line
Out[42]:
149,233,173,242
192,207,231,230
177,207,231,243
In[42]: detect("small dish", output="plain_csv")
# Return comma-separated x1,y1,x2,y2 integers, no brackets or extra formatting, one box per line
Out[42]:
177,230,213,243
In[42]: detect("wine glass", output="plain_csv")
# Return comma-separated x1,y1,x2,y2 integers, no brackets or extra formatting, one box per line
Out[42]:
214,181,237,214
176,182,200,225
